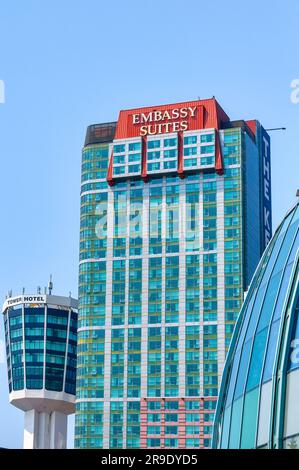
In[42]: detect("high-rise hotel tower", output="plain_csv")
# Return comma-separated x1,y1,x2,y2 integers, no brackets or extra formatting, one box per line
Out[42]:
76,98,272,449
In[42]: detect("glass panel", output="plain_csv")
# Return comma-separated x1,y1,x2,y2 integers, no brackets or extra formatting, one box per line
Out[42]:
45,308,68,391
256,272,281,333
257,381,272,447
245,284,266,340
201,133,214,143
272,220,298,274
184,136,197,145
240,388,259,448
273,263,293,322
236,294,258,352
114,144,125,153
234,340,251,399
228,398,242,448
262,319,280,382
184,158,197,167
220,406,231,449
246,327,267,391
225,349,241,407
129,142,141,152
147,140,160,149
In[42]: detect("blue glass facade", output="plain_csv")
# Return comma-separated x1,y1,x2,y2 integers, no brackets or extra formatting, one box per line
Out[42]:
3,296,78,395
213,202,299,448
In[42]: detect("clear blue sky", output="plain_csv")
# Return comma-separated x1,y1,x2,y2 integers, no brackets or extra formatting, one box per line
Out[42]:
0,0,298,448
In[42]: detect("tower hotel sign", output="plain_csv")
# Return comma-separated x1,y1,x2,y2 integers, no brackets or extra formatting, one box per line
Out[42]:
2,295,46,311
132,106,198,135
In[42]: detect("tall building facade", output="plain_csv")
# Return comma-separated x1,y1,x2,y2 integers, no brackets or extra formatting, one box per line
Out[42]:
76,98,271,449
3,291,78,448
213,201,299,449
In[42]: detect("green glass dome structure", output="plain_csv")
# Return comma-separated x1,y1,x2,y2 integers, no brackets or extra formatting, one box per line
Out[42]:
213,202,299,449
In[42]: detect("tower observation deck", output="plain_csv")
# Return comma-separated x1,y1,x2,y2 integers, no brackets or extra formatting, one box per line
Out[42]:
2,289,78,449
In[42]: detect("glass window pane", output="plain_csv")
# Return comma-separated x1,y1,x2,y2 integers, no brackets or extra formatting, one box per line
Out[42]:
225,349,241,407
245,284,266,340
257,272,281,332
220,406,231,448
246,328,267,391
273,263,293,322
228,398,242,448
240,388,259,448
262,319,280,382
234,340,251,399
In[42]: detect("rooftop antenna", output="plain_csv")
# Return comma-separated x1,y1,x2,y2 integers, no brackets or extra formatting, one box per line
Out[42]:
8,289,12,298
265,127,286,132
44,286,47,295
48,275,53,295
37,286,41,295
22,287,25,294
296,189,299,198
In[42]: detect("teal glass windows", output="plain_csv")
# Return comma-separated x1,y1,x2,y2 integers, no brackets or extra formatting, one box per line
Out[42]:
147,134,178,174
183,130,216,171
113,138,142,178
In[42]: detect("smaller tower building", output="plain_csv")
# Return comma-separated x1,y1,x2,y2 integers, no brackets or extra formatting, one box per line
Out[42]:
2,289,78,449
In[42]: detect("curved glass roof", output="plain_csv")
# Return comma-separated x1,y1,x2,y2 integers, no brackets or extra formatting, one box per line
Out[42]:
213,202,299,449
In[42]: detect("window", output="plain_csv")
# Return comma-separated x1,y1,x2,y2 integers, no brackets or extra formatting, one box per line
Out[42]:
165,401,179,410
246,328,267,391
129,142,141,152
240,389,259,448
184,135,197,145
147,151,160,160
112,140,142,177
113,166,125,175
147,426,160,435
201,157,214,166
201,145,215,154
148,140,160,149
128,153,141,163
224,133,239,144
164,149,177,159
165,426,178,435
234,341,251,399
165,413,178,422
186,401,200,410
148,413,161,422
164,160,177,170
184,158,197,167
186,425,200,435
147,401,161,411
114,144,125,153
148,162,160,172
184,147,197,156
186,413,200,422
186,438,200,447
201,134,214,143
128,164,141,174
165,438,178,447
164,138,177,147
114,155,125,164
147,438,161,447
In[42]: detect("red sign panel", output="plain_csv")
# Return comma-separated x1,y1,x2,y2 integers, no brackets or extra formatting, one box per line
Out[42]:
107,98,230,183
114,98,229,139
